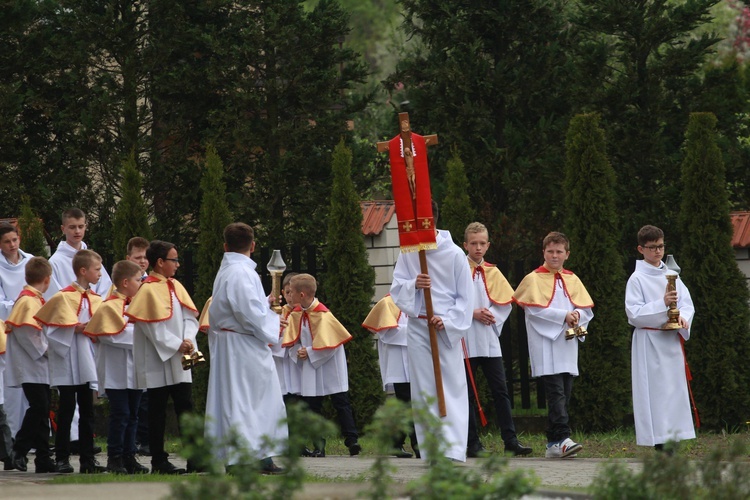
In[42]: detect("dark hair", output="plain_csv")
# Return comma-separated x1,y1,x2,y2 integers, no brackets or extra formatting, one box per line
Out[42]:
542,231,570,251
223,223,254,253
637,225,664,246
127,236,150,256
0,222,18,239
146,240,176,268
61,208,86,224
25,256,52,285
72,249,102,278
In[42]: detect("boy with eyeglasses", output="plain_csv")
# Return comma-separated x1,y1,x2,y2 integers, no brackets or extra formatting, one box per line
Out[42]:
626,225,695,451
125,240,199,474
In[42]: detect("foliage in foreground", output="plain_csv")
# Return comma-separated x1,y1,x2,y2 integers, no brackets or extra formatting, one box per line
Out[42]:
591,439,750,499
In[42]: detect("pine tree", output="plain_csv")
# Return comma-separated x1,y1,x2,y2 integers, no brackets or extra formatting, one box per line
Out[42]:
112,152,152,258
322,139,381,430
18,197,49,259
563,113,630,431
441,147,476,245
678,112,750,430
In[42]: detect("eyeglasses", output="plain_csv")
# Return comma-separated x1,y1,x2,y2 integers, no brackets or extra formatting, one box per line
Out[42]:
643,245,665,251
164,258,181,263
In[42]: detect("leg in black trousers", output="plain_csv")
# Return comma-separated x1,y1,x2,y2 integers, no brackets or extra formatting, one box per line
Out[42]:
14,384,51,460
301,396,326,455
392,382,418,453
148,383,193,468
542,373,574,443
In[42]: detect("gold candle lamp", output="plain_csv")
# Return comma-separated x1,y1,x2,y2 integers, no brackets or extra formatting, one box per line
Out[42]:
662,254,682,330
267,250,287,314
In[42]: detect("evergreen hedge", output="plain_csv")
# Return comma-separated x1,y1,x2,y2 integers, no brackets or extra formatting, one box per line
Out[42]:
111,152,152,258
442,147,476,245
18,196,49,258
678,112,750,430
563,113,631,431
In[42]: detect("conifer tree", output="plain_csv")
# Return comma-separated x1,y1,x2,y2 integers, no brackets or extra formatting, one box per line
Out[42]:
563,113,630,431
18,197,49,259
195,144,232,309
112,152,152,259
678,112,750,429
322,139,381,430
441,147,476,245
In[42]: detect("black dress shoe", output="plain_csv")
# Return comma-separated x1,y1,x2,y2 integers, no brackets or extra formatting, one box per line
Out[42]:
10,451,28,472
34,458,58,473
260,458,285,475
106,455,128,474
505,442,532,457
466,444,488,458
56,459,74,473
310,449,325,458
392,447,413,458
80,458,107,474
347,442,362,456
124,454,149,474
301,447,314,457
151,460,186,475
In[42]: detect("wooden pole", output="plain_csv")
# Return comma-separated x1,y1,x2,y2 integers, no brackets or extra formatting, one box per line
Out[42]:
419,249,446,417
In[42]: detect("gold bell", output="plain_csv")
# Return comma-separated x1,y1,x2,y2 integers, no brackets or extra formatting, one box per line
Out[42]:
181,350,206,370
565,325,588,340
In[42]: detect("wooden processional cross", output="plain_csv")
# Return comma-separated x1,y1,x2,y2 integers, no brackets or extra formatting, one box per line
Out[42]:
377,113,446,417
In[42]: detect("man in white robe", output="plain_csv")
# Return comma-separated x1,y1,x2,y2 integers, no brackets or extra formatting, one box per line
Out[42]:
205,223,287,473
0,223,32,437
625,225,695,448
390,228,473,462
125,240,198,475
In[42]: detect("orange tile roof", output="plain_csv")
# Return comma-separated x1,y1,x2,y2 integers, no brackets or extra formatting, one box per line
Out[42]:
731,211,750,248
361,201,395,236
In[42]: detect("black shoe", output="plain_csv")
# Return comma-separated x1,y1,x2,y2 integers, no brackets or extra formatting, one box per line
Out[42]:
80,458,107,474
392,447,413,459
10,451,28,472
93,445,102,455
467,444,488,458
260,458,285,475
151,460,186,475
34,458,58,473
505,442,533,457
301,447,314,457
124,454,149,474
55,459,74,474
311,449,325,458
106,455,128,474
137,444,151,456
348,442,362,456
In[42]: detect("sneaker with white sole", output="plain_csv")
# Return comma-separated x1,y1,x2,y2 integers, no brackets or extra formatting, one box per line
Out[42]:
545,438,582,458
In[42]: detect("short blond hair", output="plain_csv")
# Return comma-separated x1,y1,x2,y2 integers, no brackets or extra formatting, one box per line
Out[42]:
72,249,102,278
290,273,317,296
464,222,489,242
112,260,142,287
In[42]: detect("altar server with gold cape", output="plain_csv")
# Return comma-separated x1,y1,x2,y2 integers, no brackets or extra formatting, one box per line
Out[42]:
390,219,474,463
513,232,593,459
282,273,361,457
205,223,287,474
124,240,198,475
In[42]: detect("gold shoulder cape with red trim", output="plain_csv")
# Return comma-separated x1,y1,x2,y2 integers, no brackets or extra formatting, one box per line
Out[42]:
84,292,129,337
362,295,401,332
35,283,103,327
282,300,352,350
512,265,594,308
470,260,515,305
124,273,198,323
198,296,212,333
5,286,45,332
0,319,6,354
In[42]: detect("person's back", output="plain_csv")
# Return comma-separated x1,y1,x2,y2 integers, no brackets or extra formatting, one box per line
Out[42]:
625,225,695,450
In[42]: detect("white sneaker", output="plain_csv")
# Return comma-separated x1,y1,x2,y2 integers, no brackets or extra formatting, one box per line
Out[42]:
545,438,582,458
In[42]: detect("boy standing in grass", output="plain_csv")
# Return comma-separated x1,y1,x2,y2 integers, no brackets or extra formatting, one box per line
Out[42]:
626,225,695,450
513,232,593,459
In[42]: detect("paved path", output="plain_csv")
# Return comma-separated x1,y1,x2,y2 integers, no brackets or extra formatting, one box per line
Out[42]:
0,454,643,499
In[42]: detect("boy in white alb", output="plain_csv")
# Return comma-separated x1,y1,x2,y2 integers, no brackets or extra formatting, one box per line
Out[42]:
85,260,149,474
35,249,105,473
462,222,531,458
0,223,31,441
5,257,55,472
626,225,695,450
205,223,287,474
282,273,361,457
513,232,593,459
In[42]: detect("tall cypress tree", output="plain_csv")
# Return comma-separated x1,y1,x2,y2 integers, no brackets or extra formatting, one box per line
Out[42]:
322,139,381,430
678,112,750,430
563,113,630,431
112,152,152,258
18,197,49,259
441,147,476,245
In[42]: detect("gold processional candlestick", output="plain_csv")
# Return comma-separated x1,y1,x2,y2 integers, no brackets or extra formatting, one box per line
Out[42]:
268,249,287,315
662,254,682,330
